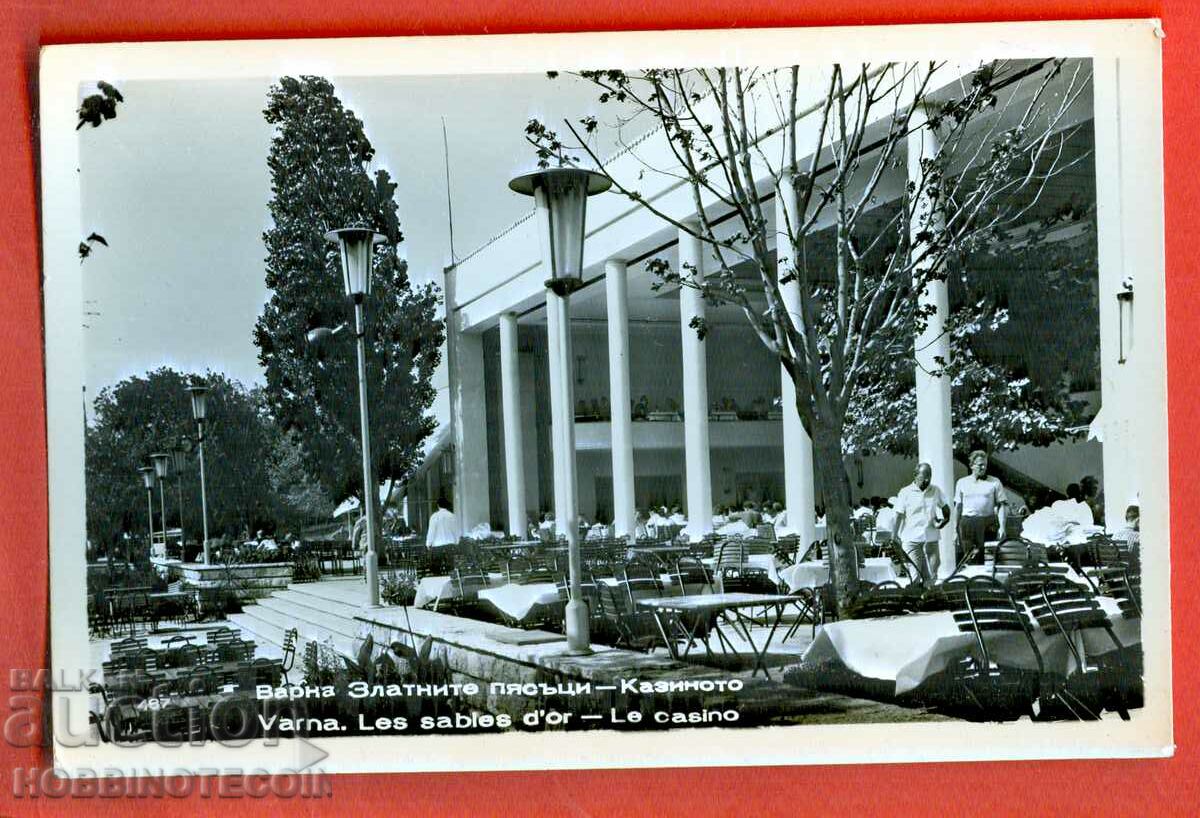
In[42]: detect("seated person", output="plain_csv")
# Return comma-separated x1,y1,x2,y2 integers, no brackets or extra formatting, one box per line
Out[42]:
740,501,761,528
1115,503,1140,546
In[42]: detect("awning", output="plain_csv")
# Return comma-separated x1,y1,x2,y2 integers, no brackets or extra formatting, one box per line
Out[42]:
331,480,397,519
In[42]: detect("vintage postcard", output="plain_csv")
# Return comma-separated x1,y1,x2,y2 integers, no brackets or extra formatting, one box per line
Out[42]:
40,18,1170,779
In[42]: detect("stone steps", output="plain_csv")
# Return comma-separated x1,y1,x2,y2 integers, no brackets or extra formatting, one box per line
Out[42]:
228,599,358,659
274,581,367,620
255,595,361,642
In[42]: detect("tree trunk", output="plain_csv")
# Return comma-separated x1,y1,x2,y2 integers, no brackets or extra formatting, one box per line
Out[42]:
809,419,859,615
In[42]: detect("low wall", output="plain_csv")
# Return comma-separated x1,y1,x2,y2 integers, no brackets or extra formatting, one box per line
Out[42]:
175,562,294,602
354,607,756,724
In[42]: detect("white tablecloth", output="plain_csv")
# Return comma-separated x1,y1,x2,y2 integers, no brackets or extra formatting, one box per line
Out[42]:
413,576,455,609
477,582,560,623
803,597,1138,695
780,557,898,591
702,553,781,586
414,573,505,609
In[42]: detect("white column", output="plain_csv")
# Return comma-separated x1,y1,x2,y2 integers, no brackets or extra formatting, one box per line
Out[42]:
545,291,574,538
774,174,817,549
908,105,956,575
605,259,637,539
678,225,713,540
445,268,491,533
499,312,527,537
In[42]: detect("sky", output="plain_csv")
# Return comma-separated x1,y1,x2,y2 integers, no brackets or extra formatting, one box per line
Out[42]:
78,71,632,409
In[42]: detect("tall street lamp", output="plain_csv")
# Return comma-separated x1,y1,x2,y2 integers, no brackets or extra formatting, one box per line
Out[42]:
172,447,188,558
138,466,157,565
509,166,611,654
324,226,387,607
151,452,172,555
186,384,212,564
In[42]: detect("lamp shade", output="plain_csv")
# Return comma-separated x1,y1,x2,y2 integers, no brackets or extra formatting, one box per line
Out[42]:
325,227,386,299
151,452,172,479
509,167,611,295
171,448,187,473
138,465,156,490
186,384,209,422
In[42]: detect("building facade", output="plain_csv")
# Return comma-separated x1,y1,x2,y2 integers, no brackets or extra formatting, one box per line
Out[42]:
404,56,1164,577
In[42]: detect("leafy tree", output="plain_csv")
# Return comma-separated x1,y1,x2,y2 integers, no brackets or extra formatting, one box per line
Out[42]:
528,61,1091,609
843,213,1097,458
77,80,124,130
268,430,336,533
253,76,444,514
85,368,284,557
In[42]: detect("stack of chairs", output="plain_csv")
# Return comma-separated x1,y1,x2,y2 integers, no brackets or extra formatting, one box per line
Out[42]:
94,628,284,744
992,538,1050,580
1093,563,1142,621
206,627,256,664
1022,575,1132,720
593,571,674,653
671,557,714,597
505,553,559,585
107,588,152,637
688,535,718,560
851,581,917,619
448,563,490,614
773,535,799,568
943,576,1045,721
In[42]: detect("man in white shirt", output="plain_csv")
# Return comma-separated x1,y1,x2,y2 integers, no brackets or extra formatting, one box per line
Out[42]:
954,450,1008,566
892,464,951,583
425,497,460,548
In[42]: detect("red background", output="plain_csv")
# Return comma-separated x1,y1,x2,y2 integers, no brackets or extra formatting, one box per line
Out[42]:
0,1,1194,815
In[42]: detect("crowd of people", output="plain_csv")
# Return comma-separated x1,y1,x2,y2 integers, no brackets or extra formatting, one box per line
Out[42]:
416,450,1135,583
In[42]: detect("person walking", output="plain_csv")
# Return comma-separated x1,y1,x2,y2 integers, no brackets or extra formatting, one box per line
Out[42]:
892,463,951,583
954,450,1008,566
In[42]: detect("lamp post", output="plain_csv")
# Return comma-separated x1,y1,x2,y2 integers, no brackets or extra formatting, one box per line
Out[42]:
138,466,156,565
186,384,212,564
324,226,387,607
151,452,172,555
172,447,188,558
509,165,611,654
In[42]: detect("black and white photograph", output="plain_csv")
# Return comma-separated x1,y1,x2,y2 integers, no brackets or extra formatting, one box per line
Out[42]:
40,20,1170,775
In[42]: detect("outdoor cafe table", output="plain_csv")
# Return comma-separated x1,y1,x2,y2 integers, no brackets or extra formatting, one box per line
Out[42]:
476,582,560,624
702,553,783,586
638,593,805,680
802,596,1139,696
475,573,681,625
780,557,899,591
414,573,506,610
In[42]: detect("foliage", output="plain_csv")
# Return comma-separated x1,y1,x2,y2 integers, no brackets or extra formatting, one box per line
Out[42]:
253,76,445,513
843,211,1096,457
291,550,322,583
78,231,108,262
380,573,417,606
267,430,335,531
77,80,124,130
77,81,121,262
84,367,289,555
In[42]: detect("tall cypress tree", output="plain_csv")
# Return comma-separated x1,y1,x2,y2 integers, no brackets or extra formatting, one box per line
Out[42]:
253,76,443,507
